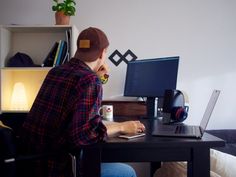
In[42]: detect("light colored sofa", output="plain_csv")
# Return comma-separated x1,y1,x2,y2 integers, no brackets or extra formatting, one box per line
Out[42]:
154,130,236,177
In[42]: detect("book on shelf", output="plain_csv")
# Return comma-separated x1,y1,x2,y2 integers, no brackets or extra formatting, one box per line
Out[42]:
55,40,65,66
59,41,68,65
59,29,71,65
66,29,72,60
42,42,59,67
42,28,72,67
53,40,63,67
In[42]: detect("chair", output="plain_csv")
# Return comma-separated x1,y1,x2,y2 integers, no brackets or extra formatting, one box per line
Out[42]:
0,122,77,177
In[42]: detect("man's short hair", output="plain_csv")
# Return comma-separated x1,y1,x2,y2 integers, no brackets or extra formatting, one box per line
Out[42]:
76,27,109,62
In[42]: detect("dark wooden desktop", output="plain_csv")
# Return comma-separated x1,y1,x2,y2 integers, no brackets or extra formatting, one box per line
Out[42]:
0,101,225,177
82,100,225,177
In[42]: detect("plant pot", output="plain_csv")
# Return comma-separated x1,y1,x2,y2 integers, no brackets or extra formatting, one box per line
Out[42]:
55,11,70,25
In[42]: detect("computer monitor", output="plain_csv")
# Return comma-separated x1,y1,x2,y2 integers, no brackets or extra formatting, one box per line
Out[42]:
124,56,179,118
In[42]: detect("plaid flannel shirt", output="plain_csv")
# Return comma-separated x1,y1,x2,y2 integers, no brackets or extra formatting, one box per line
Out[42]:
20,58,107,177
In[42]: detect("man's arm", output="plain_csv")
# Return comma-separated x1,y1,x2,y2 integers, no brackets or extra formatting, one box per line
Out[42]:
69,74,107,147
103,120,145,137
96,64,145,137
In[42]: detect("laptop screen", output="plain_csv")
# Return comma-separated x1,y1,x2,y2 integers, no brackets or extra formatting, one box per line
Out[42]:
200,90,220,131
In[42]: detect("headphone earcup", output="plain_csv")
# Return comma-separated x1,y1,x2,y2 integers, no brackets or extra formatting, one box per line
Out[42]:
171,107,188,122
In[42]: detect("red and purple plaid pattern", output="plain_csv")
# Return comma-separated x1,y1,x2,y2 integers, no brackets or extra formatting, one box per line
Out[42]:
20,58,107,177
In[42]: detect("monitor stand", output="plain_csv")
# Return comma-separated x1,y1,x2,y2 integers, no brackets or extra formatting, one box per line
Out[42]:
142,97,163,119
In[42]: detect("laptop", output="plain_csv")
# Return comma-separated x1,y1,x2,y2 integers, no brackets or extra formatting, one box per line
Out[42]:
152,90,220,138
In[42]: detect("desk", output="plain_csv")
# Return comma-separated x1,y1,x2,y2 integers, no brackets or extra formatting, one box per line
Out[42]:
0,105,225,177
82,117,225,177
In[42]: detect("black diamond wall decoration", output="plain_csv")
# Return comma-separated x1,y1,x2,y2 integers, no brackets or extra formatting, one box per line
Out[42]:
109,49,137,66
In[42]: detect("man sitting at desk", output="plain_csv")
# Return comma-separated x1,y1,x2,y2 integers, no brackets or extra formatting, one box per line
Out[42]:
20,27,145,177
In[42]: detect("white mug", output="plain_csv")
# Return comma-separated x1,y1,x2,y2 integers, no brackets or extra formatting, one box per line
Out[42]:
98,105,113,121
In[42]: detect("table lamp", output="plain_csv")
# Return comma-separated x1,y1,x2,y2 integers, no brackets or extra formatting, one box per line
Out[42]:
10,82,28,111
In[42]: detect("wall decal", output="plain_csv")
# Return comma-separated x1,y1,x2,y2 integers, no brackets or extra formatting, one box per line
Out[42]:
108,49,137,66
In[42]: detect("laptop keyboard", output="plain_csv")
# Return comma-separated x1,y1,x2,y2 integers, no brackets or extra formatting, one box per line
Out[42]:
175,125,186,134
175,125,196,134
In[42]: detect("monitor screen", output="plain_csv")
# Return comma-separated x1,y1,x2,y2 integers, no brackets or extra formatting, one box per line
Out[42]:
124,56,179,118
124,56,179,97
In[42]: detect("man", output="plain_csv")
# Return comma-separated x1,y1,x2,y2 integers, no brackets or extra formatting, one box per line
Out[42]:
20,27,145,177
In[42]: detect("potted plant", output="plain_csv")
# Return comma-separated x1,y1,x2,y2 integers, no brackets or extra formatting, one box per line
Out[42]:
52,0,76,25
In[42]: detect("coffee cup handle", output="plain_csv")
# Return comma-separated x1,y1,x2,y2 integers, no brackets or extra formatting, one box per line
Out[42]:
98,106,104,116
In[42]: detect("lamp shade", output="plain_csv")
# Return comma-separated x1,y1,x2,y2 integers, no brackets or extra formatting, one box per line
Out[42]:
10,82,28,110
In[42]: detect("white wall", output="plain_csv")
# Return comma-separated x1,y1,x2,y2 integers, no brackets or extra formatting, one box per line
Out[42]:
0,0,236,129
1,1,236,177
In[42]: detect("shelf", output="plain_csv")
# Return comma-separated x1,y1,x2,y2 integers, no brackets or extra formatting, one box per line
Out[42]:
0,25,79,113
0,25,78,67
1,67,52,71
1,110,29,113
2,25,73,33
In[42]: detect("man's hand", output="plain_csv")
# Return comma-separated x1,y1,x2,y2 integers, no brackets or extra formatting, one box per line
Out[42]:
104,120,146,137
120,121,146,134
96,63,110,78
96,63,110,84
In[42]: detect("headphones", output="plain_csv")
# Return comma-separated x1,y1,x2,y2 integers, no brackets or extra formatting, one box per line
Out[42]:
171,105,188,123
162,89,189,124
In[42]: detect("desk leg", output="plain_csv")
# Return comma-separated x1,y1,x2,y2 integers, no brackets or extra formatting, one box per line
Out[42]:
187,148,210,177
81,148,101,177
150,162,161,177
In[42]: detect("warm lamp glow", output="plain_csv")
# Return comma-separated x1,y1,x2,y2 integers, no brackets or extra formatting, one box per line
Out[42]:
10,82,28,110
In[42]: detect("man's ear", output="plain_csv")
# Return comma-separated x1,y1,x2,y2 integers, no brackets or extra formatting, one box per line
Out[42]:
98,48,106,59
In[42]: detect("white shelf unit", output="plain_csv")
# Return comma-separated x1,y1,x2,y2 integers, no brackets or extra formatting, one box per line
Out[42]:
0,25,79,113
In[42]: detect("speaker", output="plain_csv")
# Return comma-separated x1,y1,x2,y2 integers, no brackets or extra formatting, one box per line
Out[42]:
162,89,189,124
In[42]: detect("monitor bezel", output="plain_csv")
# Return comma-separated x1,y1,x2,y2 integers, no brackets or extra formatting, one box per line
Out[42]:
124,56,179,98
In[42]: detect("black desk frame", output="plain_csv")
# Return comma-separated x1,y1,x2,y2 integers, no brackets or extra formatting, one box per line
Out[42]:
81,118,224,177
0,114,224,177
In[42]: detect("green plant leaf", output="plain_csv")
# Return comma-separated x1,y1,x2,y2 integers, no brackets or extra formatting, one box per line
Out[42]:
52,6,58,11
67,2,74,7
52,0,76,16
